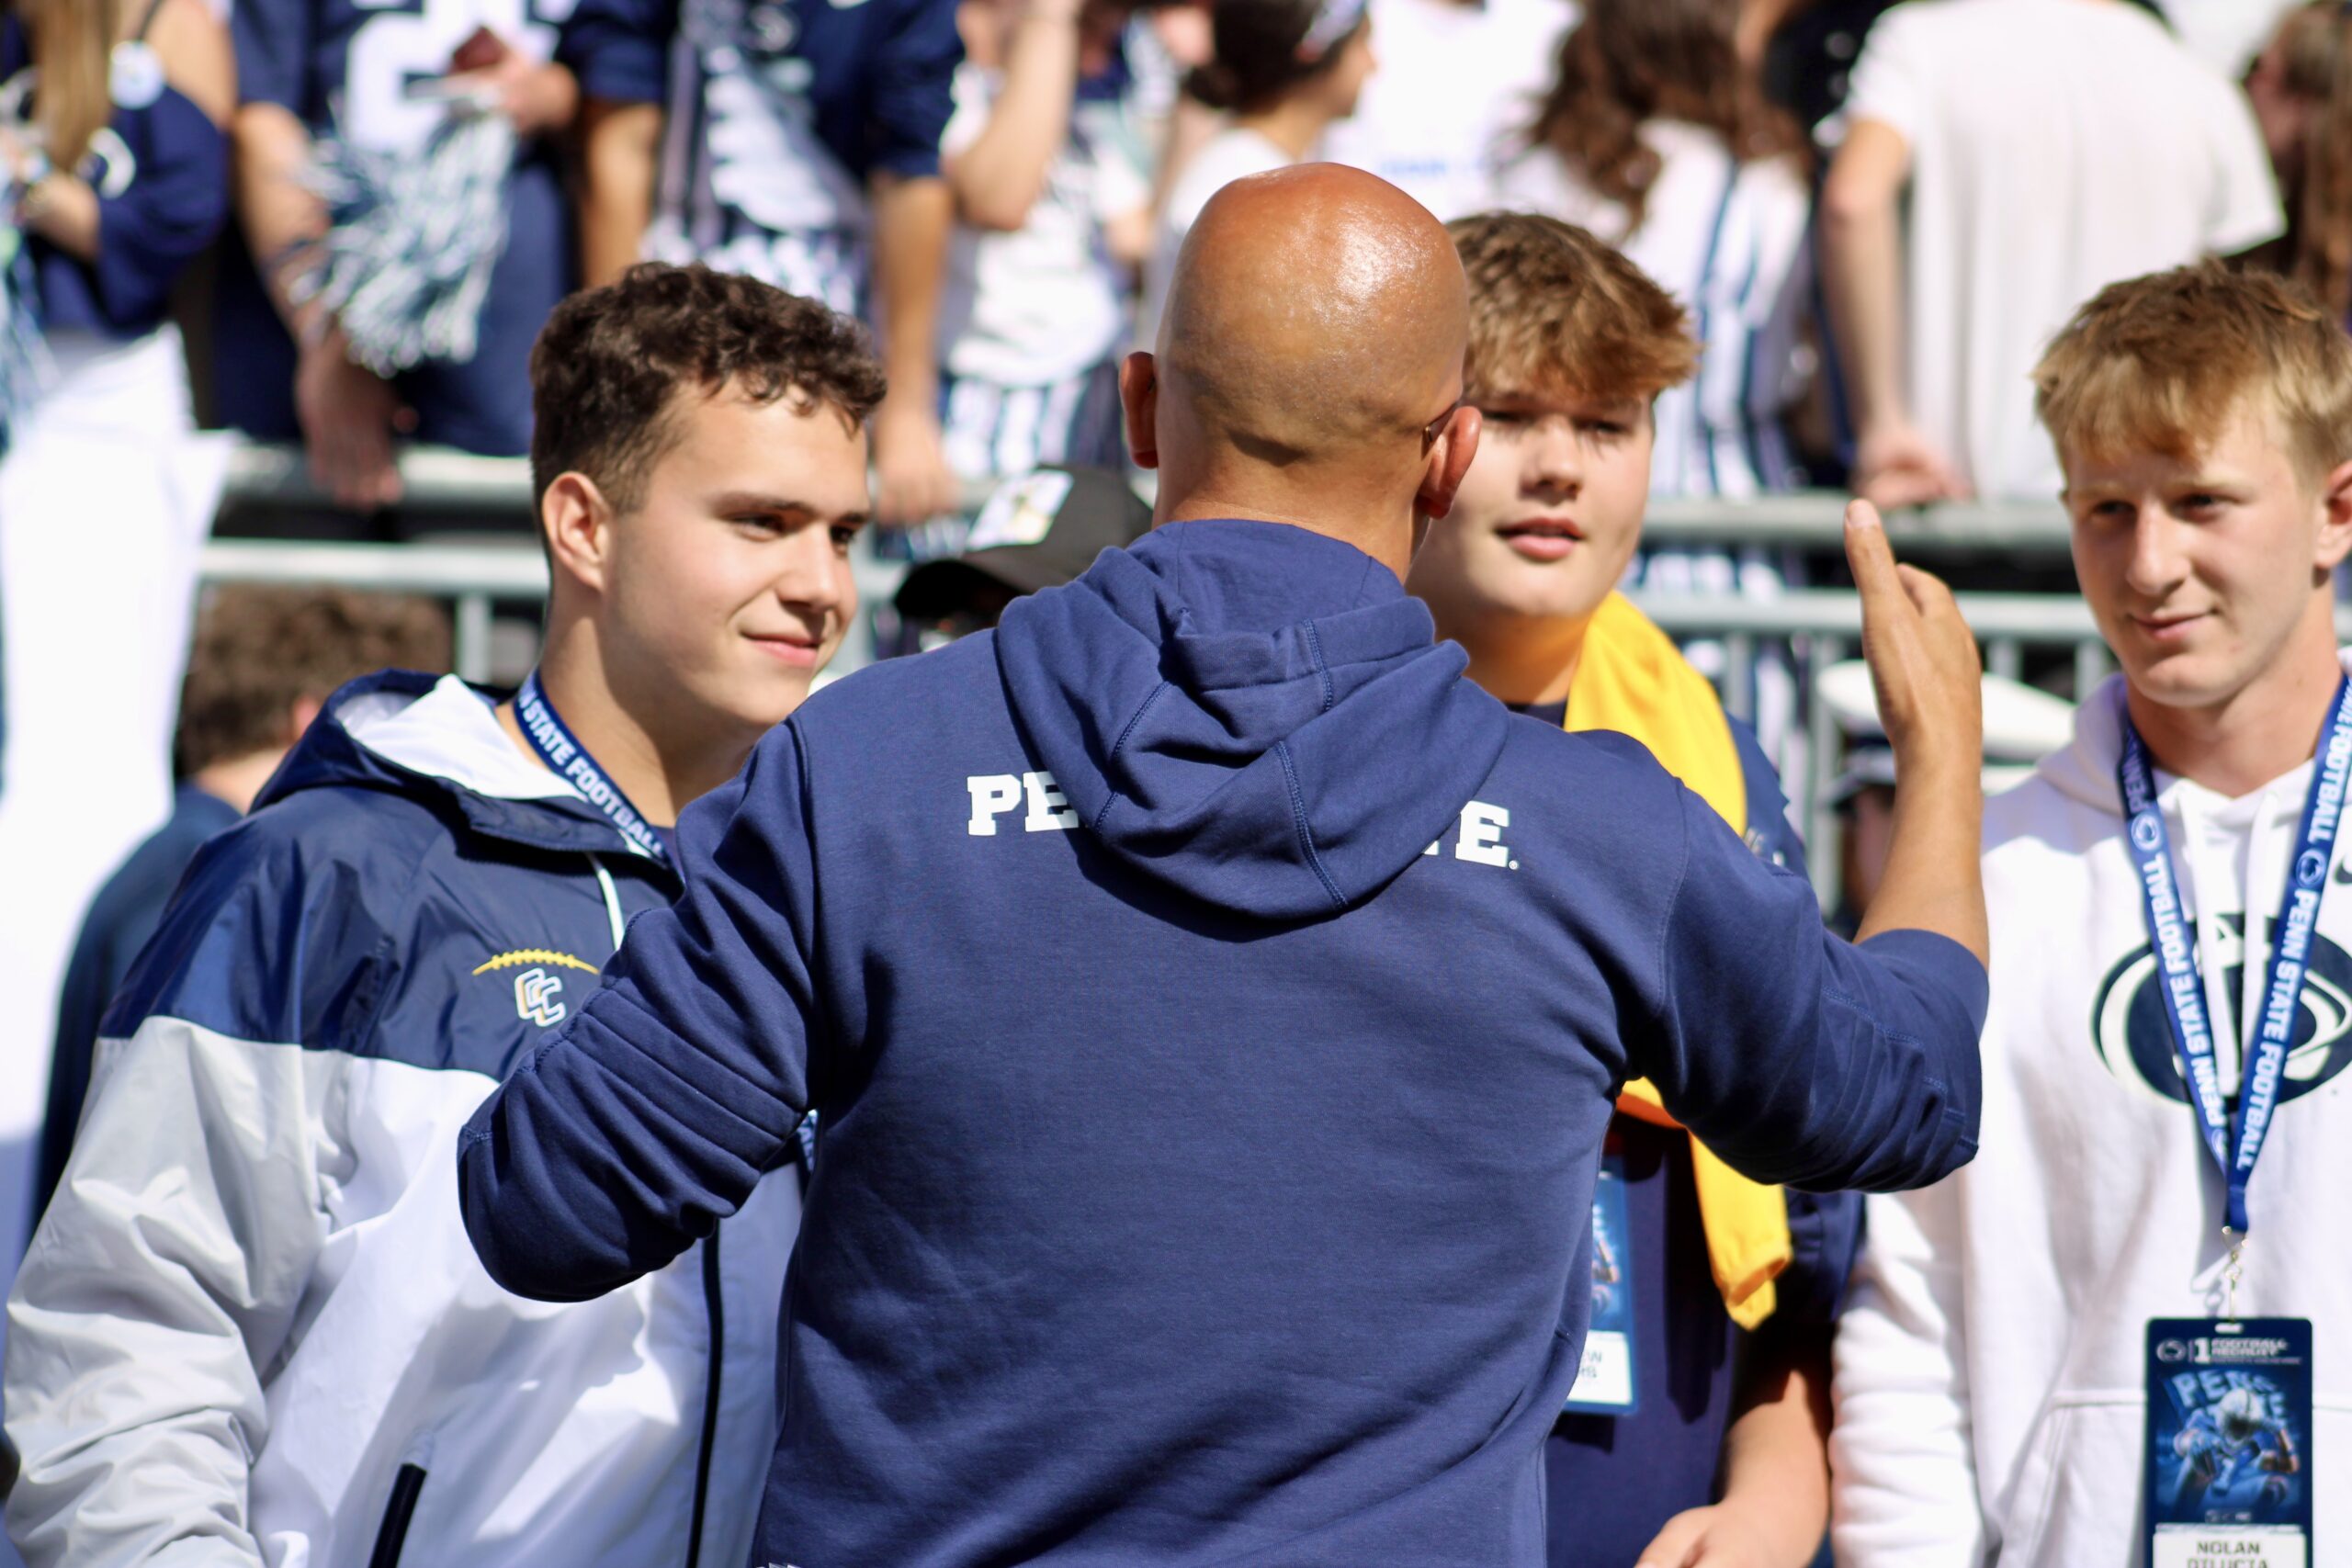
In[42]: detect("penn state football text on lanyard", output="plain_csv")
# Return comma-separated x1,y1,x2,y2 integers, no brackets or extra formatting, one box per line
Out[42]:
514,671,672,868
2118,673,2352,1252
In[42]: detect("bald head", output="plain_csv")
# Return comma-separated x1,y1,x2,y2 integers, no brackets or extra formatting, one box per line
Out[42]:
1159,165,1468,466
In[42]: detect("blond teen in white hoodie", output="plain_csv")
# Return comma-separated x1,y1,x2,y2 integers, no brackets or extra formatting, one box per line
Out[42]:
1831,263,2352,1567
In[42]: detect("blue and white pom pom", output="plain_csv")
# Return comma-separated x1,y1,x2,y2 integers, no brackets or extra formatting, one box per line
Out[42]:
292,105,515,377
0,220,50,458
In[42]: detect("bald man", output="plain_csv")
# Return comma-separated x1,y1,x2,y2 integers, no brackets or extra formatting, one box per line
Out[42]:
459,165,1993,1566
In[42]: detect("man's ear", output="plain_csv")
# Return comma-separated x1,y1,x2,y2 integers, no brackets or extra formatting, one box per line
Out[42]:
1415,404,1483,521
543,471,616,596
1119,352,1159,472
2317,457,2352,573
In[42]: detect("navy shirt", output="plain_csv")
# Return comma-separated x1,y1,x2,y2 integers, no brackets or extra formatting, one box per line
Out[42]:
559,0,958,305
1515,700,1859,1564
212,0,576,457
458,522,1978,1568
32,784,241,1230
561,0,958,181
0,17,228,338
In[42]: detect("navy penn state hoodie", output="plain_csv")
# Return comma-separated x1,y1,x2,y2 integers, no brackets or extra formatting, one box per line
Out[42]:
459,519,1985,1568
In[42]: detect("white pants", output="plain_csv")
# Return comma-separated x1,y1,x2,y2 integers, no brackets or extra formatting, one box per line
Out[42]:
0,326,227,1281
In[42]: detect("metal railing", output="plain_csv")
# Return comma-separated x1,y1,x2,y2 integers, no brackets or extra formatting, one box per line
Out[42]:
206,445,2119,904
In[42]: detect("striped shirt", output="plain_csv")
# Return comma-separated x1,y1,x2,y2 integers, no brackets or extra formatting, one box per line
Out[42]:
1497,120,1813,500
562,0,962,311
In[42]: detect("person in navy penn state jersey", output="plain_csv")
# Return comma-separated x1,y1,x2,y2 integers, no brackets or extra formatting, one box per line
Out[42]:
4,266,875,1568
0,0,232,1287
458,166,1993,1568
562,0,966,524
214,0,581,513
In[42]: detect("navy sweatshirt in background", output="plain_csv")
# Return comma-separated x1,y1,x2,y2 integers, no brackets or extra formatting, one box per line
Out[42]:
458,518,1985,1568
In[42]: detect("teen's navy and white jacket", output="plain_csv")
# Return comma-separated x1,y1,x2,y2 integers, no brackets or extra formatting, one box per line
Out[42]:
3,671,799,1568
1831,660,2352,1566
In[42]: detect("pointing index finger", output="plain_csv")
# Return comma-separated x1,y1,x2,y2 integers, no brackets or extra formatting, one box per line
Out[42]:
1844,498,1903,602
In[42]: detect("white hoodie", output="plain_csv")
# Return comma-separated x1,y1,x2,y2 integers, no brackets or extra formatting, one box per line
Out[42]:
1832,661,2352,1567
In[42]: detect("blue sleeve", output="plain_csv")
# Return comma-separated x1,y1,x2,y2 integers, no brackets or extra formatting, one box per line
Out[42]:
560,0,677,105
867,0,962,179
1724,724,1864,1324
1771,1186,1862,1324
232,0,315,113
93,96,229,330
36,909,119,1228
95,798,404,1053
1730,716,1807,879
1635,784,1985,1193
459,722,817,1302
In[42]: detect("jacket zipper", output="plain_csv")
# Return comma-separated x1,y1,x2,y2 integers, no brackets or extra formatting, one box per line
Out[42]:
684,1229,725,1568
367,1461,428,1568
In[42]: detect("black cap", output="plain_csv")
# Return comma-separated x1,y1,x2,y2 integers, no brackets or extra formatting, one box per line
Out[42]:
894,467,1153,622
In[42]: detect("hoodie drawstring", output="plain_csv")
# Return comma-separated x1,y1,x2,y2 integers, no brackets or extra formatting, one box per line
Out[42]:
586,853,626,955
2174,791,2237,1091
2174,780,2298,1098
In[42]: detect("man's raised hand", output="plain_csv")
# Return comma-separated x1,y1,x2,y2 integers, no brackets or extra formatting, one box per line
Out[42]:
1846,499,1989,964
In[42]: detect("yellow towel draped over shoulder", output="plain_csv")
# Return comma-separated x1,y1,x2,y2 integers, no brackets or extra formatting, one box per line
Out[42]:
1562,591,1792,1331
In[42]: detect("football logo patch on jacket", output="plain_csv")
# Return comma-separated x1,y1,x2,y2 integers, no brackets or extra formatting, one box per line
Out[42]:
474,949,600,1029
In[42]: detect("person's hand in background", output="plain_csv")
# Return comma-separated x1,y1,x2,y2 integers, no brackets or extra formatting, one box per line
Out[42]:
872,392,962,525
295,324,413,511
1854,421,1970,512
447,26,579,141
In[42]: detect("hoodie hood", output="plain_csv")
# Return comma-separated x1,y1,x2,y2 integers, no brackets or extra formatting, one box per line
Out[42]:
2033,649,2352,816
2032,673,2132,816
991,518,1510,919
257,670,673,867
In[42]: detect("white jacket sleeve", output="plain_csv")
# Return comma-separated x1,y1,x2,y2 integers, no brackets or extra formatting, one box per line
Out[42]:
1830,1181,1989,1568
4,1019,346,1567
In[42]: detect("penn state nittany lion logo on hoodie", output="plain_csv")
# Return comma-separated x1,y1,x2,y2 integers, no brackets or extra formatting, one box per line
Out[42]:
2091,909,2352,1109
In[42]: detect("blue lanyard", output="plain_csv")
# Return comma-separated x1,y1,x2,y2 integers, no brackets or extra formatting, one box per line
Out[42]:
514,671,671,867
2118,674,2352,1235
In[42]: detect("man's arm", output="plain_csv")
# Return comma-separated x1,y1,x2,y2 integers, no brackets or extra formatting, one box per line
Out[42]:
559,0,673,286
232,101,412,511
1830,1185,1987,1565
1844,502,1985,963
1819,119,1963,511
1630,503,1985,1192
868,169,959,523
459,728,820,1300
1634,1329,1836,1568
579,99,662,287
867,170,956,503
6,1023,341,1567
865,0,965,523
944,0,1084,231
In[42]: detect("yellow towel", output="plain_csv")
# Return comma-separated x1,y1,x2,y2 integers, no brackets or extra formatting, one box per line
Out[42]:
1564,592,1792,1331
